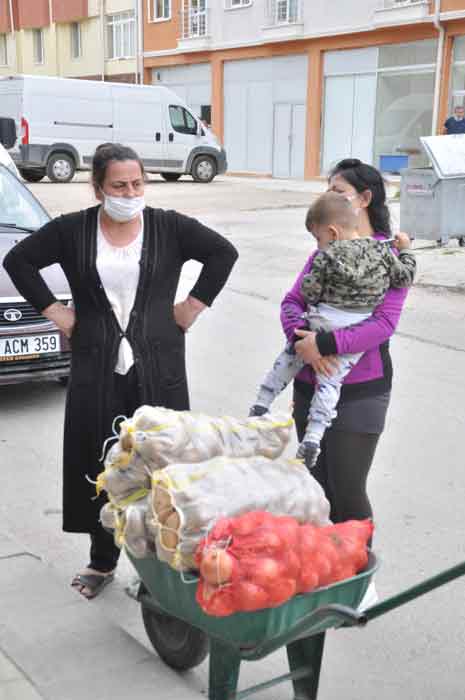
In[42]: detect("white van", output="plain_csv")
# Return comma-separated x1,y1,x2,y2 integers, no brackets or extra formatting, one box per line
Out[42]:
0,75,227,183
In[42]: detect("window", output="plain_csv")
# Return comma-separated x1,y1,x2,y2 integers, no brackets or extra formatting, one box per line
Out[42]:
275,0,299,24
169,105,198,135
153,0,171,20
0,34,7,66
451,36,465,110
225,0,252,8
70,22,82,59
33,28,44,65
106,12,135,59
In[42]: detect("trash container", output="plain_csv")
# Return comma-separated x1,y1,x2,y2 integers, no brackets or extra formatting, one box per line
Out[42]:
400,134,465,246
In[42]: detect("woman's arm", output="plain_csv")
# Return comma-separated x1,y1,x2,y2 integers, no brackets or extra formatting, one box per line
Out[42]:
173,211,238,307
3,217,76,337
316,285,409,356
280,253,317,342
3,218,63,313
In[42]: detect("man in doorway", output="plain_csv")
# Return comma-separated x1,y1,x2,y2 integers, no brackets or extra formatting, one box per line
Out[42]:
443,105,465,135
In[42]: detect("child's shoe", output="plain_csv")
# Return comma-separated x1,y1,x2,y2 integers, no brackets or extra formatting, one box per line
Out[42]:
297,441,321,469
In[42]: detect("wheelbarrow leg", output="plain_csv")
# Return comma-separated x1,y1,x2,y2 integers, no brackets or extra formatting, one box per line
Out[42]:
286,632,326,700
208,639,241,700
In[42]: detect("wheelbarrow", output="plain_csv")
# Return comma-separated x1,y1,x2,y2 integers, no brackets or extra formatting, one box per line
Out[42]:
128,551,465,700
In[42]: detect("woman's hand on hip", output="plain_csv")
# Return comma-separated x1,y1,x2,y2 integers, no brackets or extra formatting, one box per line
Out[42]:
173,296,206,332
294,329,339,378
42,302,76,339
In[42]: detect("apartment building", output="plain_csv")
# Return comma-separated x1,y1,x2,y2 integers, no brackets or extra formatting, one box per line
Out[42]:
0,0,140,83
143,0,465,177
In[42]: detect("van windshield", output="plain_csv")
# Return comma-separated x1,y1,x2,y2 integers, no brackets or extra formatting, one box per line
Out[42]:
0,165,49,231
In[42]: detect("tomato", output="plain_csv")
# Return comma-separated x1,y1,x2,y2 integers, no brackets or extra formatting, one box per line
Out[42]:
234,581,269,612
267,578,297,607
232,512,264,537
299,524,319,556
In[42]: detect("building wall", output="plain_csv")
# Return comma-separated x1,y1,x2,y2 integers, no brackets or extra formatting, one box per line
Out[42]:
442,0,465,11
16,26,58,75
56,16,101,78
144,0,179,51
0,0,138,81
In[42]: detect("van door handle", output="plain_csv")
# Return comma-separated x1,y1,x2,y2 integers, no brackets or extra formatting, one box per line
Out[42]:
155,132,161,141
169,133,174,142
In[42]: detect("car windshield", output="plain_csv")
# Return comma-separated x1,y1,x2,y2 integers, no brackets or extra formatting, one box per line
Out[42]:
0,164,49,231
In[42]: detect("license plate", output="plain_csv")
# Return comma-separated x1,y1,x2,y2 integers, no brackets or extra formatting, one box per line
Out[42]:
0,333,60,360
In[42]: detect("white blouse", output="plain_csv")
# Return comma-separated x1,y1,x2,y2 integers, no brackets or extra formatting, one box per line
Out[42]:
96,212,143,375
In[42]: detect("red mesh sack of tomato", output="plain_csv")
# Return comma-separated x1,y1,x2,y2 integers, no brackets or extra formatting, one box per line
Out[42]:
195,511,373,617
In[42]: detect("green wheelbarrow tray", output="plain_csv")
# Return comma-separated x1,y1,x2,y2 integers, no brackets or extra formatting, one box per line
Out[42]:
128,550,380,700
129,551,377,655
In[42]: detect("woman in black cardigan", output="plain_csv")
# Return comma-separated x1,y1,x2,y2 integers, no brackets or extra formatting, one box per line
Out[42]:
4,143,238,599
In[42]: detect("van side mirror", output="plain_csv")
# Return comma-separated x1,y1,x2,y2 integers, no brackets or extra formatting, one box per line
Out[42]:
0,118,17,150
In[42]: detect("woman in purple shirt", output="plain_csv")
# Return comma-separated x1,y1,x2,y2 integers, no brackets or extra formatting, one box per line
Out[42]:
282,158,409,531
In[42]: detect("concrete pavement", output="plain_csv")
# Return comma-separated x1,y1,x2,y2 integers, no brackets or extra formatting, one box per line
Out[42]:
0,533,198,700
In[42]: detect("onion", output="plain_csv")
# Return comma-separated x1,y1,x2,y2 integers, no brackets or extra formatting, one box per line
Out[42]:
200,548,234,585
153,486,172,514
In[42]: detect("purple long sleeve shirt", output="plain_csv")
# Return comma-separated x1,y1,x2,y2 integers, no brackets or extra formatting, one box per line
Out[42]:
280,235,409,394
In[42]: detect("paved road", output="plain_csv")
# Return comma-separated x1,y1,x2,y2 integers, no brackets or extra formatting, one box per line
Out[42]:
1,175,465,699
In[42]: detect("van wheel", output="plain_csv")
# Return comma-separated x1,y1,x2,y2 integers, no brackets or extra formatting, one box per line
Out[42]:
47,153,76,183
19,168,45,183
191,155,216,183
161,173,182,182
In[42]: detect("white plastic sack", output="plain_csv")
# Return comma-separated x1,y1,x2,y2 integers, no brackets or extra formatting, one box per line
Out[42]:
151,455,331,571
119,405,293,470
100,496,156,559
96,442,151,505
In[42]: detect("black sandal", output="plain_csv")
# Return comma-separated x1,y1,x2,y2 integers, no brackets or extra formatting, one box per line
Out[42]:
71,572,114,600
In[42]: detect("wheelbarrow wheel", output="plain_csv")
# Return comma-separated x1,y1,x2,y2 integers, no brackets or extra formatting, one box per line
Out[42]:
141,604,209,670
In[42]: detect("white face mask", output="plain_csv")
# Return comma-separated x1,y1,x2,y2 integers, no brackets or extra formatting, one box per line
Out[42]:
101,192,145,223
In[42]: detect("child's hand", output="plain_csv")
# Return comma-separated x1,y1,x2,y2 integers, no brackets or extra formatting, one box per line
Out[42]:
394,232,411,251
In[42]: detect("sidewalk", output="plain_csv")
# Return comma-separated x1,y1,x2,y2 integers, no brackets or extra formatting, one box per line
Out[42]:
0,534,197,700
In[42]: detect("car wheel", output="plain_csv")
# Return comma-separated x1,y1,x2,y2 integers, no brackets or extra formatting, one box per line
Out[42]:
161,173,182,182
19,168,46,183
191,155,217,183
46,153,76,183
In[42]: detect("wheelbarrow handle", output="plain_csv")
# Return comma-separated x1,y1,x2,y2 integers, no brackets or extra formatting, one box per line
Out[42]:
363,559,465,622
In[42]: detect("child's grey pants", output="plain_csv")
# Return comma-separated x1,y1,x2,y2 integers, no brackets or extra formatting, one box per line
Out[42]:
255,304,370,446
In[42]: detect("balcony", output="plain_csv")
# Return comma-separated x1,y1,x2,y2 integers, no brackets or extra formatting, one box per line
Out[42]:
373,0,431,25
178,3,211,51
262,0,304,41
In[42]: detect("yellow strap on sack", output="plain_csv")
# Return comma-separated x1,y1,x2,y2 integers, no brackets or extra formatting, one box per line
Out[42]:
110,488,150,508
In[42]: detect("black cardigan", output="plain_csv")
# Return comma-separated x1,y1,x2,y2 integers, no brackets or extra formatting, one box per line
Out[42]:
4,205,238,532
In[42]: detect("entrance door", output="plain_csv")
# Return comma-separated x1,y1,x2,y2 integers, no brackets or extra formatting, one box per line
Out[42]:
322,73,376,172
273,103,305,178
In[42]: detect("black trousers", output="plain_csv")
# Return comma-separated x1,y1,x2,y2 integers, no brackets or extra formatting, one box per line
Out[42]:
293,384,380,526
88,366,141,573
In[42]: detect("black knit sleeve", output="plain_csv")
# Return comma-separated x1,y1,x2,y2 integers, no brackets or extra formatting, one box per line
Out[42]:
3,217,64,312
171,211,238,306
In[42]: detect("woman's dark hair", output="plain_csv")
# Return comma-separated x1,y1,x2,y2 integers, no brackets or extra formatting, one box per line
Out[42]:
91,142,145,189
329,158,391,235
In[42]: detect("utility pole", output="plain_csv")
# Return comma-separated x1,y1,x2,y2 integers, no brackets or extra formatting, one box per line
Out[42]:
8,0,17,74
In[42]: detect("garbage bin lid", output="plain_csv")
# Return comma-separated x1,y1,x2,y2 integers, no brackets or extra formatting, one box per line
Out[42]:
420,134,465,179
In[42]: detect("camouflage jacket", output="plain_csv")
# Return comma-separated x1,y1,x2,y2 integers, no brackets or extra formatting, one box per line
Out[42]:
301,239,416,310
